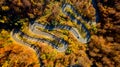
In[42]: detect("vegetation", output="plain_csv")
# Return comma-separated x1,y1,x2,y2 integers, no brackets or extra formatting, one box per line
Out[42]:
0,0,119,67
87,0,120,67
0,30,39,67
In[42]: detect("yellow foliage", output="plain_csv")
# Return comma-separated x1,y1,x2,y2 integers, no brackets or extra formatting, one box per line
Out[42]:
2,61,9,67
63,36,68,40
1,6,9,11
41,54,46,60
36,14,51,23
3,16,7,21
0,19,5,23
1,29,8,34
31,0,37,5
28,13,35,18
67,20,74,26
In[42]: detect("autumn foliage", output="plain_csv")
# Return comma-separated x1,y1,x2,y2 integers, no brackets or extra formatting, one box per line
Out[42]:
0,0,120,67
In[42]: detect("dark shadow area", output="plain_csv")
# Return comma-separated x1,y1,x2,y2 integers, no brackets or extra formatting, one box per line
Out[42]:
86,50,97,67
92,0,100,22
0,9,25,31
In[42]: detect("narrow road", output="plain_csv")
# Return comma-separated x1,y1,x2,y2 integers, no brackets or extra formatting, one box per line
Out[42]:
31,22,89,43
11,29,68,52
10,2,98,67
62,3,91,43
10,2,99,66
11,29,41,65
29,23,68,52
